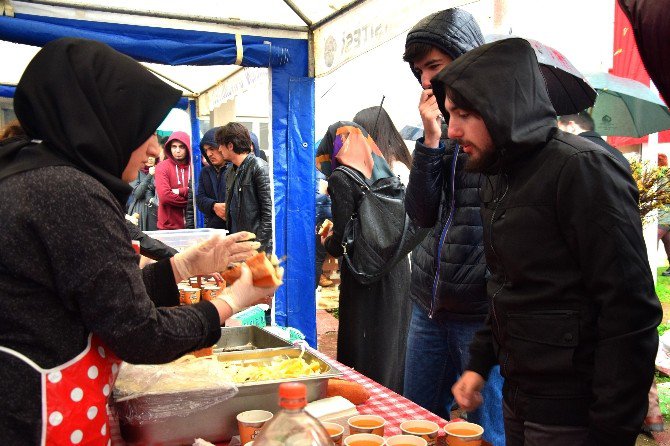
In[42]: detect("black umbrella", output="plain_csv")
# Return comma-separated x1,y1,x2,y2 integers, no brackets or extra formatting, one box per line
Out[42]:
486,35,597,115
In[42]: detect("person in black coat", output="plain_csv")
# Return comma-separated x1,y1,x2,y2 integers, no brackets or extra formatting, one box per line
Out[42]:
217,123,273,254
125,220,177,260
558,112,630,169
317,121,410,394
0,38,278,444
127,157,159,231
423,37,661,446
402,9,504,444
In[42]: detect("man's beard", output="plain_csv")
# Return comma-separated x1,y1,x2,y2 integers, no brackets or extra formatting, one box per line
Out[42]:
461,141,497,173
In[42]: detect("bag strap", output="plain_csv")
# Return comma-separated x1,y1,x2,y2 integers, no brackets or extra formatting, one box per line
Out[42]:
334,165,370,191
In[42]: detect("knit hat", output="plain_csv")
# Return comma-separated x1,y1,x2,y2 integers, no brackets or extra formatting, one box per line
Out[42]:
405,8,485,81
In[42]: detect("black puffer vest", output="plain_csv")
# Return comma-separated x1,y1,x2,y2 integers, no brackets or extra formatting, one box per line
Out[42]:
407,140,487,321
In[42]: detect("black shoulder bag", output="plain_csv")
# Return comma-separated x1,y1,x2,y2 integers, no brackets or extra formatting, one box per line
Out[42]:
335,165,429,285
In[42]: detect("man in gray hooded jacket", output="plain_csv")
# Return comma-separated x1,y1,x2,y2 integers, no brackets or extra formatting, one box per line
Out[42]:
402,8,504,445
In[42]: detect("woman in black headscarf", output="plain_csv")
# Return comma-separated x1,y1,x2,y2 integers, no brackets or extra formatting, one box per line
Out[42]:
316,121,411,393
0,38,278,444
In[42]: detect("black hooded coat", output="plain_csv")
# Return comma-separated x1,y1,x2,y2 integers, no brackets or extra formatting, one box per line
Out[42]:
318,121,411,394
421,38,661,445
0,38,223,443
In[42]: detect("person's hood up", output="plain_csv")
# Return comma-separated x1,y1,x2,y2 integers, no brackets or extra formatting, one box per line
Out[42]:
164,131,191,165
249,131,262,158
405,8,485,82
199,126,221,166
6,38,180,205
431,38,557,174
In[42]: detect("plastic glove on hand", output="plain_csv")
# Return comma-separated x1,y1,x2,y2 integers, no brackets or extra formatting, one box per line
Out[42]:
221,263,279,313
172,231,260,280
221,252,284,287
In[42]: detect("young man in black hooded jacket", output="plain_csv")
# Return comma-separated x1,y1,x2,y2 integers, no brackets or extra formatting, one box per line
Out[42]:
402,9,504,445
413,37,661,446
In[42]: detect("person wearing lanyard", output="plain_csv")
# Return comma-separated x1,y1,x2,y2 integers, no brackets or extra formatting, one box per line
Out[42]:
0,38,279,445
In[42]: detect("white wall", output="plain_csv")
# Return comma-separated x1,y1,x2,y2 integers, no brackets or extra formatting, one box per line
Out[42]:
315,32,422,140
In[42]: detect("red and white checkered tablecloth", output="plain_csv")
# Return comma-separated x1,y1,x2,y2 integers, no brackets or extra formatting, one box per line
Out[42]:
331,355,449,437
306,349,497,446
111,349,457,445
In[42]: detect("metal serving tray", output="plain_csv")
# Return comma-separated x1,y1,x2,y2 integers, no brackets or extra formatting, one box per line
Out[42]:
113,347,342,445
214,326,292,353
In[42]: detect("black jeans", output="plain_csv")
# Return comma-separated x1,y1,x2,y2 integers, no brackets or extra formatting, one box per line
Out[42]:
503,401,589,446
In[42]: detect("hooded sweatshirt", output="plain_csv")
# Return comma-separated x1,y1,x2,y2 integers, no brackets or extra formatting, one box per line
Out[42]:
432,38,661,445
155,130,191,229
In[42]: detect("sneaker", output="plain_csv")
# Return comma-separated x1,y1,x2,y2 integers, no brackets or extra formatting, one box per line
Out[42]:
319,274,333,287
662,269,670,277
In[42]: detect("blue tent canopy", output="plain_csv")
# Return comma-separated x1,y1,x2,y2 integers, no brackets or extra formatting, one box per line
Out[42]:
0,12,317,346
0,85,15,98
0,13,290,67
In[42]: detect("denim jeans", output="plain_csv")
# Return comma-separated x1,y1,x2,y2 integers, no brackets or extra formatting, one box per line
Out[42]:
403,302,506,446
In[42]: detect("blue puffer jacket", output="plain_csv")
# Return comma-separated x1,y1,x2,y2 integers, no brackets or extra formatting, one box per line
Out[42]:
405,138,487,321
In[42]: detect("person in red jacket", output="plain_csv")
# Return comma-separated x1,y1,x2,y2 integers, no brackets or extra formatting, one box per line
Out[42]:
155,130,191,229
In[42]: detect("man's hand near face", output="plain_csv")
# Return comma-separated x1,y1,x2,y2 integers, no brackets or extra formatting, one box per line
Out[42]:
419,89,443,149
213,202,226,220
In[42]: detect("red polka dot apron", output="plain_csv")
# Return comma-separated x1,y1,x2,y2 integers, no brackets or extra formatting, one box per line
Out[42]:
2,334,121,445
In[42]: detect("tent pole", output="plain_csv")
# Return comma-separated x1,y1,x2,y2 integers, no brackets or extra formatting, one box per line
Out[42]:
282,0,312,27
143,66,197,96
310,0,368,30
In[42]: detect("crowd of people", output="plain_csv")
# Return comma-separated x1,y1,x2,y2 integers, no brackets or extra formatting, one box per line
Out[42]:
0,4,667,446
314,7,662,446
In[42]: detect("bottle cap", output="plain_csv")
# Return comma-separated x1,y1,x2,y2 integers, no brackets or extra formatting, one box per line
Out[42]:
278,382,306,409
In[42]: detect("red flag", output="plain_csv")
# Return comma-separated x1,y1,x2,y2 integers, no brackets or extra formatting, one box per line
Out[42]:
609,1,670,146
608,1,648,147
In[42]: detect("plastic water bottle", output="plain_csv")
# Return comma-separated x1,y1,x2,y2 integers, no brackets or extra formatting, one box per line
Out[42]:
253,382,334,446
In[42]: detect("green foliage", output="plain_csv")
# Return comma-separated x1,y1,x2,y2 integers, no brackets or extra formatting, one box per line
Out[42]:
630,158,670,225
655,269,670,421
657,267,670,304
657,378,670,422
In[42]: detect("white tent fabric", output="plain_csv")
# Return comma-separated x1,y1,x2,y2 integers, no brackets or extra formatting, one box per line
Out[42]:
0,0,369,93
